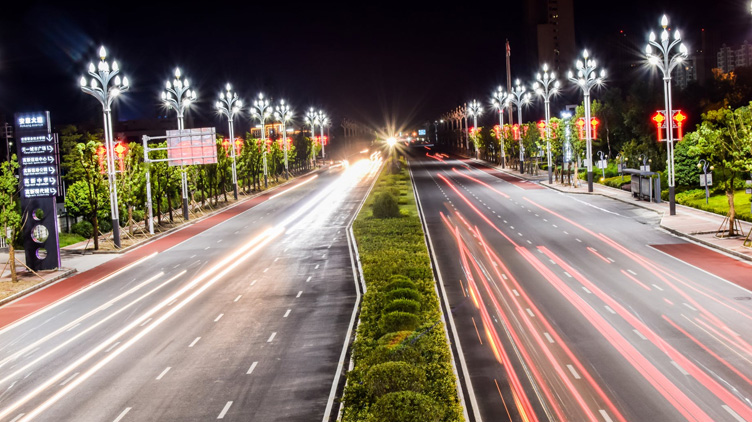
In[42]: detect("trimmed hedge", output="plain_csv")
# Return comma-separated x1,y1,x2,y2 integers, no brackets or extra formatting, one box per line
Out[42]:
342,156,463,421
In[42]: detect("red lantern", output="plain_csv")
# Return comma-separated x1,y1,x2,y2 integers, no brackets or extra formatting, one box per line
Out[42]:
590,118,599,140
493,125,501,139
96,145,107,174
537,120,546,138
221,138,231,156
673,111,687,140
652,112,665,141
576,118,586,140
512,124,520,141
114,141,128,173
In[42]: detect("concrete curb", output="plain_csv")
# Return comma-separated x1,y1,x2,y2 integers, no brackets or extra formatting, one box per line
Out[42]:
0,268,77,308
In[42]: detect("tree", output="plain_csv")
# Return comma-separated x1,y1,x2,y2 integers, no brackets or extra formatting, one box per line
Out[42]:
65,140,109,250
687,104,752,235
0,156,22,282
116,142,146,234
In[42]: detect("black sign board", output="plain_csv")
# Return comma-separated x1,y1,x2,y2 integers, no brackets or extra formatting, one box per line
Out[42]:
14,111,61,271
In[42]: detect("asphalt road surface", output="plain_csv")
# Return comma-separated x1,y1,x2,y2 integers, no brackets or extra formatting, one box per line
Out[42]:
410,150,752,422
0,157,381,422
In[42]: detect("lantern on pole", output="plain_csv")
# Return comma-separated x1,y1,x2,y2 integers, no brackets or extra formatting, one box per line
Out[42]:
652,111,666,141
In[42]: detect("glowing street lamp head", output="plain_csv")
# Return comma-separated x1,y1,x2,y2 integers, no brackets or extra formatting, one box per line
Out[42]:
386,137,397,147
99,46,107,60
661,14,668,28
79,76,87,87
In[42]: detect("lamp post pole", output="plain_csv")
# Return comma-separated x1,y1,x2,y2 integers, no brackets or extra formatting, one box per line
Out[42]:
466,100,482,159
647,15,688,216
305,108,318,168
79,46,129,248
568,50,605,193
534,64,560,184
275,100,294,179
317,110,328,160
491,86,507,168
215,83,242,199
507,79,531,173
161,67,197,221
251,93,272,189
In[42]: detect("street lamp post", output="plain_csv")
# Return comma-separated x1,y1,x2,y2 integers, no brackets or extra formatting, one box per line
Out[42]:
466,100,482,159
275,100,294,179
215,83,243,199
698,159,713,204
534,64,560,184
161,67,197,221
568,50,605,193
646,15,688,216
491,86,508,168
305,108,318,167
507,79,531,173
251,93,272,189
79,46,129,248
317,110,328,160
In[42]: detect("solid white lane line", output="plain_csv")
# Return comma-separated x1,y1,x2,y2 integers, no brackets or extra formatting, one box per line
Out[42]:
65,323,80,332
59,372,79,386
156,367,171,380
633,329,647,340
267,332,276,343
112,407,131,422
306,276,312,282
723,405,747,422
214,314,224,322
604,306,616,314
217,401,233,419
234,295,242,302
600,409,614,422
247,362,258,375
582,287,592,294
526,308,535,317
283,310,291,318
683,303,698,311
652,284,664,291
627,269,637,275
512,289,519,296
566,364,581,379
189,337,201,348
296,291,302,298
543,333,555,343
105,342,121,353
671,361,689,376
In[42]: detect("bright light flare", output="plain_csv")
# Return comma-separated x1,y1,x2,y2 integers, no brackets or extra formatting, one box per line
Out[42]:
386,137,397,147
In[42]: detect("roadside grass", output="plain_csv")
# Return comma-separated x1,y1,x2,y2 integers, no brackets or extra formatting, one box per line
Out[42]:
59,232,86,248
675,189,752,223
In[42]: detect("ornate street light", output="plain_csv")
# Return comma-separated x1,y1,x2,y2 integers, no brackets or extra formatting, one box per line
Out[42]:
568,50,606,192
215,83,243,199
646,15,688,215
491,86,508,168
304,108,319,167
79,46,129,248
317,110,328,160
466,99,483,159
507,79,531,173
274,100,294,179
534,64,560,184
251,93,272,189
161,67,197,220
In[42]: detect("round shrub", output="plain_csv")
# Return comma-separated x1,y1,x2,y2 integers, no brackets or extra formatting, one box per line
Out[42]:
372,191,400,219
385,288,422,304
363,361,425,398
384,298,421,314
367,391,443,422
385,278,418,292
389,186,401,197
98,218,112,234
71,221,93,239
380,311,420,333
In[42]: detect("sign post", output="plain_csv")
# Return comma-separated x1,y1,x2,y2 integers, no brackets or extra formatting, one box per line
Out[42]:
14,111,61,271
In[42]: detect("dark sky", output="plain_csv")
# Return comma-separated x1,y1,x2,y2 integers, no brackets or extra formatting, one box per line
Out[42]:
1,1,751,134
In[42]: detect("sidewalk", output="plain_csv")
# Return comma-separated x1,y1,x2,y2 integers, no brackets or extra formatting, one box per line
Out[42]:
471,158,752,262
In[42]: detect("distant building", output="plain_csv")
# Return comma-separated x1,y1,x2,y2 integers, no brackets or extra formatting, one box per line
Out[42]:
673,56,697,89
526,0,575,71
717,43,738,73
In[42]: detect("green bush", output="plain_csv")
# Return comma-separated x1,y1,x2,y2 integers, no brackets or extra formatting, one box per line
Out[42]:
384,298,421,314
385,288,422,304
131,209,145,222
367,391,443,422
364,361,425,398
385,276,418,292
372,191,401,218
71,221,93,239
380,311,420,333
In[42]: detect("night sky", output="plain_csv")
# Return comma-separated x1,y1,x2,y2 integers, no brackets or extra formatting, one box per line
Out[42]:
1,1,750,135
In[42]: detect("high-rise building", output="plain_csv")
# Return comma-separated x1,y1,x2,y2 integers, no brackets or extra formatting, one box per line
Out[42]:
717,44,737,73
673,56,697,89
526,0,575,71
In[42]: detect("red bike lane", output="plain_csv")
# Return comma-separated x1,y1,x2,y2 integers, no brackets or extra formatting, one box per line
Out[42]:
0,183,296,330
652,243,752,292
